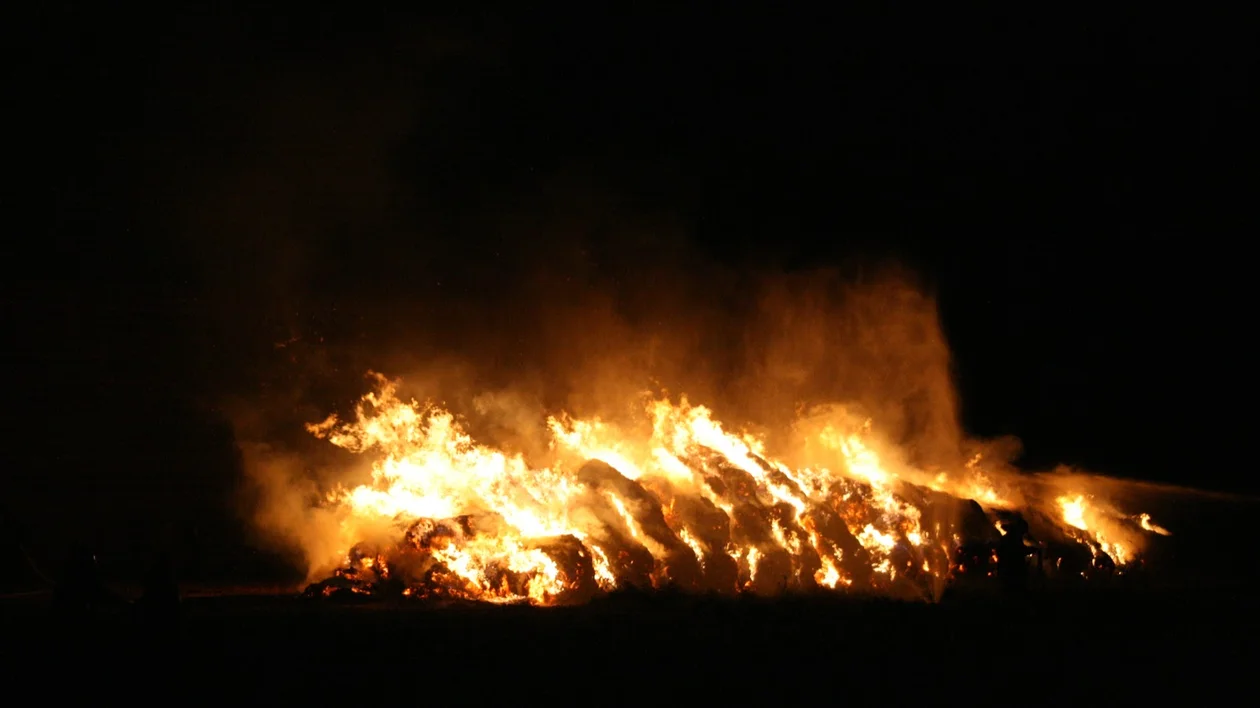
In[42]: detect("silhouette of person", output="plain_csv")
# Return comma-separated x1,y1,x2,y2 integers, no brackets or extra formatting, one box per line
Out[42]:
1092,549,1116,576
138,551,181,629
997,516,1033,594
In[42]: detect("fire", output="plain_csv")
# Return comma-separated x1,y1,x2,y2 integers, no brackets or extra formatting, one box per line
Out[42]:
1054,494,1168,567
1138,513,1171,536
297,373,1171,605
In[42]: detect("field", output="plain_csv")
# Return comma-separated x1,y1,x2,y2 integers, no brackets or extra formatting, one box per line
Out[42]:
2,496,1252,701
2,584,1251,703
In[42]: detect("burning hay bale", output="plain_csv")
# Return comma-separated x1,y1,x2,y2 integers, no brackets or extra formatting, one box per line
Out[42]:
302,514,604,605
288,374,1174,605
574,460,685,589
665,492,739,592
302,574,376,602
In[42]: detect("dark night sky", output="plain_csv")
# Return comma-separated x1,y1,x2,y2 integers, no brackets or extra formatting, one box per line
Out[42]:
3,7,1254,563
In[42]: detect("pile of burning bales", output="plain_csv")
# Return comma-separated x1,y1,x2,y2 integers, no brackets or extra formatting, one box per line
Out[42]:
285,376,1171,607
301,465,1164,605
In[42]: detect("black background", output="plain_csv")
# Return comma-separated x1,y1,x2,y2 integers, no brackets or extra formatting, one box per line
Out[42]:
4,7,1253,568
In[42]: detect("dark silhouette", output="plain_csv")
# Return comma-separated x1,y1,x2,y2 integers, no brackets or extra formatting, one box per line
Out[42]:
0,506,55,590
138,551,181,628
1092,549,1117,577
184,525,203,584
996,516,1039,594
54,544,111,614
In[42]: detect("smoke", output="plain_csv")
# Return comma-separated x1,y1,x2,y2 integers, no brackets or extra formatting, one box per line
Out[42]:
155,26,1149,586
227,255,1001,583
732,269,966,467
235,442,342,577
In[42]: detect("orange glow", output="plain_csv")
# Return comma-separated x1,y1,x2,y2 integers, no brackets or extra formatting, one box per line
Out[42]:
287,373,1170,605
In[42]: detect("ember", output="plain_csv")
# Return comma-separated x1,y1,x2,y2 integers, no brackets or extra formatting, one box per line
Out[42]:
285,373,1171,605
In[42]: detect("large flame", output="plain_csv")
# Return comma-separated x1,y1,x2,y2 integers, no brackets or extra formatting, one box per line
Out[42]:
286,372,1170,605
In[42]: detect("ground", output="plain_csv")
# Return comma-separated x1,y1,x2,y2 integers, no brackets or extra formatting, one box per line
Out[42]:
2,586,1251,703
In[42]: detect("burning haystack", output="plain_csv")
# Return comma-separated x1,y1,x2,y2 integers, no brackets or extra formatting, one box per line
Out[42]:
288,374,1169,605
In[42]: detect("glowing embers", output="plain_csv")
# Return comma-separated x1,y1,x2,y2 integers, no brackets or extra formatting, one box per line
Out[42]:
300,374,1171,605
304,515,597,605
1054,494,1169,568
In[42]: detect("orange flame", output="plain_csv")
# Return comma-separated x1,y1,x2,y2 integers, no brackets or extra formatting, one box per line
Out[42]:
295,373,1170,604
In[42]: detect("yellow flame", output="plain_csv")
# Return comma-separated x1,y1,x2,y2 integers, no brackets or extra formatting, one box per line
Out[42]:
1138,513,1171,536
296,374,1165,605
